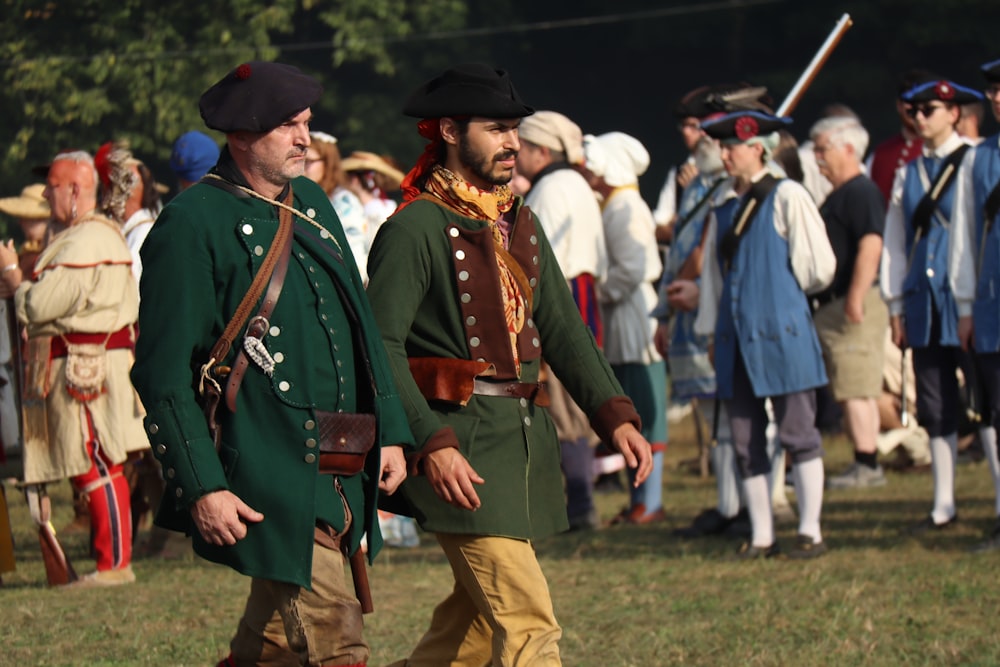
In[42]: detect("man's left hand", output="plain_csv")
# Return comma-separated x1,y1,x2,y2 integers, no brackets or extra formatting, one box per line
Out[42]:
610,422,653,486
844,296,864,324
379,445,407,495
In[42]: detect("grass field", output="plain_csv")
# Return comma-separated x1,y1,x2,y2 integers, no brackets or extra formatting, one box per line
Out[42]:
1,415,999,666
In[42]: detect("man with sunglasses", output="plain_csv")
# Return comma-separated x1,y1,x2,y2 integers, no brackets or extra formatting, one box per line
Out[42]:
881,77,985,534
949,58,1000,552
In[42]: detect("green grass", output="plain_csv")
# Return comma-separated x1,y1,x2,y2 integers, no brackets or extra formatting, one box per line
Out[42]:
2,419,999,666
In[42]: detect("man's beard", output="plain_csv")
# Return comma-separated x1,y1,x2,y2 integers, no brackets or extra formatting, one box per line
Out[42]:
458,136,515,187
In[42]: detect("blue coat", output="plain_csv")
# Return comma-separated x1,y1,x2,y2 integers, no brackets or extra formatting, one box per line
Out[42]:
900,154,960,348
713,187,828,399
970,135,1000,352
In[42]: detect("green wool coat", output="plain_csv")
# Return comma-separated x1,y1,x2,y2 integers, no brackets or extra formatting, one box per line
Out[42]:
131,175,413,589
366,197,637,539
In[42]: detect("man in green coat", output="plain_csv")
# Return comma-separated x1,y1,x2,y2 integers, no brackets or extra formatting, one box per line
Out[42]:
131,61,412,667
367,63,653,667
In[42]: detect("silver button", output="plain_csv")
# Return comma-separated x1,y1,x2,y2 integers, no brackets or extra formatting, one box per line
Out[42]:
321,229,331,239
529,278,537,287
530,234,537,245
175,487,184,498
926,268,935,278
304,453,316,464
476,357,486,362
466,316,477,326
309,266,316,273
298,252,305,259
166,468,175,479
242,224,254,235
340,393,346,401
340,376,346,384
532,256,539,265
270,326,280,337
461,293,472,303
469,336,481,347
273,352,285,363
305,438,317,448
148,423,159,435
336,359,343,367
306,208,316,218
279,380,291,391
155,443,167,455
449,227,460,238
322,314,328,321
532,337,540,347
524,416,532,426
526,319,534,329
333,344,339,351
459,270,470,281
254,245,264,256
455,249,466,260
519,398,528,408
304,419,316,430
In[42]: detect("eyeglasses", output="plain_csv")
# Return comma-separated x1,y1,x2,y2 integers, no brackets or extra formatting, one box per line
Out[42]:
677,120,701,132
905,103,945,119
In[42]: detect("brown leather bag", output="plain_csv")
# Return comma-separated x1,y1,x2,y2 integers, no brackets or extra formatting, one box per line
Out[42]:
317,411,376,476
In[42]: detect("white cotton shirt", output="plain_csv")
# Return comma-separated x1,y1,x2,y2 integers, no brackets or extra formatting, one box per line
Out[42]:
525,167,607,281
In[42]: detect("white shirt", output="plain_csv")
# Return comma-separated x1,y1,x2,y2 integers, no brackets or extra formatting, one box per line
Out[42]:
651,156,695,226
695,171,836,335
949,135,994,316
122,207,159,283
880,131,969,316
525,167,607,280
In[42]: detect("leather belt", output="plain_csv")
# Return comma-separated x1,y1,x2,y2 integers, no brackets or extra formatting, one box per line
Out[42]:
472,378,550,407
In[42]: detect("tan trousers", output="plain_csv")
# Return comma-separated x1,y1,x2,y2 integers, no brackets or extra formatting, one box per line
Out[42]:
390,533,562,667
230,525,368,667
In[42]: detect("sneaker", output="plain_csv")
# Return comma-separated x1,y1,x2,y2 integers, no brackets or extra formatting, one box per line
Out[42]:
65,565,135,588
787,533,828,560
970,518,1000,553
826,462,887,489
730,541,780,561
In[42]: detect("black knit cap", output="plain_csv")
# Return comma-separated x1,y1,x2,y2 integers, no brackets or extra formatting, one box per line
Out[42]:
199,61,322,133
982,58,1000,84
403,63,534,119
700,110,792,142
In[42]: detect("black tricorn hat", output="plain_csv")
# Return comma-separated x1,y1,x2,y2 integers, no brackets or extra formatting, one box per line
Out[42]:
981,58,1000,84
700,110,792,142
403,63,534,119
199,61,322,133
902,79,983,105
674,83,772,119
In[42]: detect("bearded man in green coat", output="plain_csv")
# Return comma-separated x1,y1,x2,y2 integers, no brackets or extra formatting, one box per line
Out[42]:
131,61,412,667
367,63,653,667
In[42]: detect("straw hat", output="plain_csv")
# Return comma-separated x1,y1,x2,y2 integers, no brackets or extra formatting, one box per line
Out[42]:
340,151,406,188
0,183,50,220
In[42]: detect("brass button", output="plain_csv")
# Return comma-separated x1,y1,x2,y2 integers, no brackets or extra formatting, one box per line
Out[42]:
305,438,317,448
304,419,316,430
155,443,167,455
148,423,159,435
304,453,316,464
175,487,184,498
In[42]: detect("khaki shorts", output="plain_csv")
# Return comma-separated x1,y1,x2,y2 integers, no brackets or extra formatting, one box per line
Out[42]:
814,285,888,401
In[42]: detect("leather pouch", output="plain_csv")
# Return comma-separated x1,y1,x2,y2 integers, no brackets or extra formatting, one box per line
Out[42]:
317,410,376,476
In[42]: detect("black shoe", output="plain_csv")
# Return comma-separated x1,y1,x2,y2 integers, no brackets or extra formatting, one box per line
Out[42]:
724,509,752,538
970,517,1000,553
673,508,733,538
906,514,958,536
787,533,828,560
730,541,780,561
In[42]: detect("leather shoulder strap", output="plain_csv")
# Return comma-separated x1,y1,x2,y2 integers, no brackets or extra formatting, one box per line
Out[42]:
719,174,780,270
911,143,970,237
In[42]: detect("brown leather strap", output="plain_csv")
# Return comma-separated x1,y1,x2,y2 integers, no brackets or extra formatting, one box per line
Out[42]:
220,188,295,412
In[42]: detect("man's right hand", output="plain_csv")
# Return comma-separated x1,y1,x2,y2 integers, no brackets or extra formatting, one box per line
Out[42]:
190,490,264,546
957,315,974,352
423,447,484,511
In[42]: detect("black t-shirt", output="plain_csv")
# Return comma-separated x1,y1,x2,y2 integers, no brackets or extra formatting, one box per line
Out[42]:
818,174,886,298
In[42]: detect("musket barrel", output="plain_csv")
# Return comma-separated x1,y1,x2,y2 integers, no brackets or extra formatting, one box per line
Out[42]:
776,13,853,117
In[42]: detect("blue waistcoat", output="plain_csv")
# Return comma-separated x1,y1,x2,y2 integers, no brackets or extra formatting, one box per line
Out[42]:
713,185,828,399
900,154,959,347
971,135,1000,352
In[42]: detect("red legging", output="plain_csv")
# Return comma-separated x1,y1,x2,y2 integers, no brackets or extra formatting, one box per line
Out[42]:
72,407,132,571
